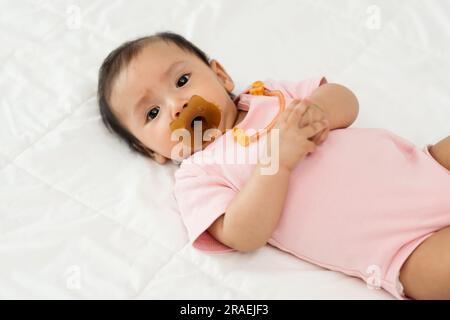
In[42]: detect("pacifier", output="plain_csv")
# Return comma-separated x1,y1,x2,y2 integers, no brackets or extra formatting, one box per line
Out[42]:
231,80,286,147
169,95,222,150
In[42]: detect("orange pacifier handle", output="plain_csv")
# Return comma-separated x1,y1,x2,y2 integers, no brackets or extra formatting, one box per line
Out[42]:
169,95,222,149
232,80,286,147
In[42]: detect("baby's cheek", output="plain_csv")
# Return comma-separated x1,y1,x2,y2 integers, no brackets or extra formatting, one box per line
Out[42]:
164,134,190,160
163,135,179,157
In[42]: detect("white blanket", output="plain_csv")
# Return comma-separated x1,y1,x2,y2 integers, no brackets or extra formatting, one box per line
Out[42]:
1,0,449,299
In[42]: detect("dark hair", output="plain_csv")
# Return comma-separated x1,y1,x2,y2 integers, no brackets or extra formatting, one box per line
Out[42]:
97,31,234,159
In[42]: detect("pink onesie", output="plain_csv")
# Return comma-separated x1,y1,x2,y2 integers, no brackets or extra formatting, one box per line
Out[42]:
173,77,450,299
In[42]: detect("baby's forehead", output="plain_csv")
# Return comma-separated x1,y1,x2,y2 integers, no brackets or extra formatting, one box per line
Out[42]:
132,40,202,68
115,47,196,92
110,42,204,115
116,43,203,90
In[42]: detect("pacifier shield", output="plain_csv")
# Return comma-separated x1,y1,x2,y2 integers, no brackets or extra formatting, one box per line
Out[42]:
169,95,222,150
169,95,221,134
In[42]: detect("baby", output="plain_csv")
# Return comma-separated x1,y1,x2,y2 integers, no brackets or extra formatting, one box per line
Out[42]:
98,31,450,300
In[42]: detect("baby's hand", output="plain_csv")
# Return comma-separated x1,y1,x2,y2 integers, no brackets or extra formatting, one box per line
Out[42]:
269,99,328,172
297,98,330,145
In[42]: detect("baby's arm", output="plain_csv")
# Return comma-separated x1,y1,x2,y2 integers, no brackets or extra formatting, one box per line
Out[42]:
308,83,359,130
208,163,291,252
208,101,327,253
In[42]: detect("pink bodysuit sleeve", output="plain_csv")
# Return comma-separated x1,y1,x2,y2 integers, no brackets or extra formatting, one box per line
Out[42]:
265,76,328,100
173,163,237,253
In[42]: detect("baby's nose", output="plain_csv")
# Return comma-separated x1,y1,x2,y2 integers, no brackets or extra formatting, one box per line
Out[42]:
174,102,188,118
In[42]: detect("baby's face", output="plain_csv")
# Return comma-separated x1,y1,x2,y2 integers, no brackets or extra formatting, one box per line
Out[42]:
110,40,238,164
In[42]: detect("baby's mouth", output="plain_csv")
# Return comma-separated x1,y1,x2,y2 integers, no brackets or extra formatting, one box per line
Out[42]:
168,95,223,160
191,116,205,129
169,95,222,149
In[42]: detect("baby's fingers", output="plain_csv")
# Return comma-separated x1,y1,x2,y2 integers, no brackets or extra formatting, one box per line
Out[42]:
275,99,301,128
314,127,329,145
300,119,329,139
286,101,308,127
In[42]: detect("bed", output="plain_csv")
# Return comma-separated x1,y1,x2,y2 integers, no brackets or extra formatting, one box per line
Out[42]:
1,0,449,299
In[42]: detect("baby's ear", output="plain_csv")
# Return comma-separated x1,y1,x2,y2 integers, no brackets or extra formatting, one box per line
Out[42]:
210,59,234,93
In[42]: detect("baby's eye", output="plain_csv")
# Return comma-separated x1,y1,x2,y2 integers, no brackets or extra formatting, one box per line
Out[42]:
146,106,160,121
176,73,190,88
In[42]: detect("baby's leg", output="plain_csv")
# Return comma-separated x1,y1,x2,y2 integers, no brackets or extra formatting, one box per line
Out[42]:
429,136,450,171
399,226,450,299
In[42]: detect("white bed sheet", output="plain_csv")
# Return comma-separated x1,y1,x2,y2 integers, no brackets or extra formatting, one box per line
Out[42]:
1,0,449,299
